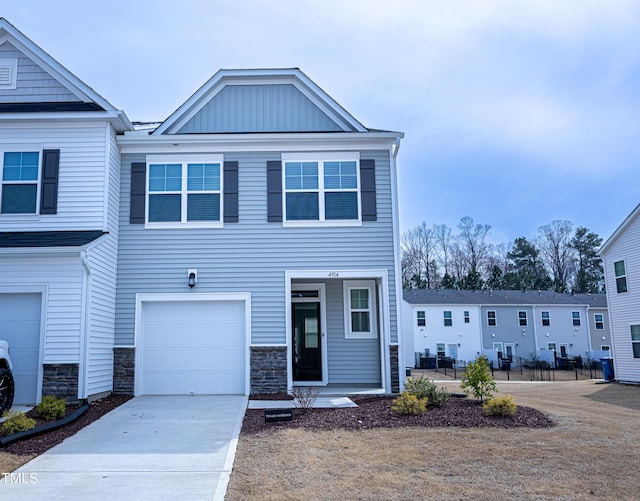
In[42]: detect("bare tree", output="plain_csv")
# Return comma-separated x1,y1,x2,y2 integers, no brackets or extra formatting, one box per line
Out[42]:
537,220,576,292
434,223,453,277
401,221,439,288
457,216,492,287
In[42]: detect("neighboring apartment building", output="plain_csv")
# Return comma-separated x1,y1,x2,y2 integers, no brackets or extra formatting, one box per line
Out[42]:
403,289,608,368
0,19,404,404
600,203,640,383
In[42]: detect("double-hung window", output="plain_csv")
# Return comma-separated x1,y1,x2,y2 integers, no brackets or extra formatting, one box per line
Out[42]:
594,313,604,330
1,151,40,214
443,311,452,326
631,325,640,358
518,310,528,327
614,260,628,293
283,152,360,225
417,311,426,327
147,155,222,227
487,310,497,327
572,311,581,327
344,280,377,339
464,311,470,324
541,311,550,326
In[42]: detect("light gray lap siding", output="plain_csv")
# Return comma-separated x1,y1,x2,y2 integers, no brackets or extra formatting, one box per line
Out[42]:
115,150,397,347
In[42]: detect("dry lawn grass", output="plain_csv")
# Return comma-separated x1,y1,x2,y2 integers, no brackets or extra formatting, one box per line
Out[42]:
227,380,640,501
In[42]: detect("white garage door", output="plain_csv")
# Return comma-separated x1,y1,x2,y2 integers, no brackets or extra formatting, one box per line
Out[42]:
140,300,246,395
0,293,41,405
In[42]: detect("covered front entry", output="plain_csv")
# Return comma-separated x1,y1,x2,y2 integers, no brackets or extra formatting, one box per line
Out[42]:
0,293,42,404
288,271,390,392
135,293,250,396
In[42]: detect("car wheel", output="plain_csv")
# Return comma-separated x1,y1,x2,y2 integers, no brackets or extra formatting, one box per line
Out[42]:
0,369,15,413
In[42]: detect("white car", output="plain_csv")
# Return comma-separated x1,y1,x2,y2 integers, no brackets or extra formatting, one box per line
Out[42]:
0,340,14,413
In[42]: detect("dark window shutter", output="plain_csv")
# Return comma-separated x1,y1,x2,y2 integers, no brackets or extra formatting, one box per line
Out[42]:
223,161,239,223
130,162,146,224
360,159,376,221
267,160,282,222
40,149,60,215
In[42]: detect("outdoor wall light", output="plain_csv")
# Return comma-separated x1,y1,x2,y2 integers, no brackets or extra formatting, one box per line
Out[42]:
188,269,197,288
545,333,550,337
602,336,606,340
491,333,495,337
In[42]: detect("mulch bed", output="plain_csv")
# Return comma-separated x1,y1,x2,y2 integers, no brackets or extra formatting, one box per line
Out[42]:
241,395,555,435
2,394,132,456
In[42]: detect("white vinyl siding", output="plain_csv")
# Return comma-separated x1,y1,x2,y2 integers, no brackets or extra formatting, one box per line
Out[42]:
0,121,112,231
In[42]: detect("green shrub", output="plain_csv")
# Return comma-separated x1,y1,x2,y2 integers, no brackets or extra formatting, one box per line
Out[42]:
36,395,66,421
483,394,517,417
405,376,450,407
1,411,36,434
391,392,427,415
461,355,497,401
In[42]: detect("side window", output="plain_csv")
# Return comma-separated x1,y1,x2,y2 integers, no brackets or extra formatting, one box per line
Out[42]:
1,151,40,214
417,311,426,327
614,260,628,293
464,311,470,324
631,325,640,358
443,311,452,327
541,311,550,326
344,280,377,339
487,310,497,327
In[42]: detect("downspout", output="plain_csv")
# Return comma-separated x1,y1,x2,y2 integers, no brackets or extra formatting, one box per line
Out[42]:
79,249,92,400
390,134,404,392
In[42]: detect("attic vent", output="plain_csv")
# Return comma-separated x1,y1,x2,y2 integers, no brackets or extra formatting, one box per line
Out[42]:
0,58,18,89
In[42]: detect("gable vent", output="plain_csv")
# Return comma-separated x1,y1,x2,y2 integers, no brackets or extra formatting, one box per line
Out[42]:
0,59,18,89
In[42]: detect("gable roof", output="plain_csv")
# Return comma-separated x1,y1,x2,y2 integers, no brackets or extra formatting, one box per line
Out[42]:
153,68,369,135
0,18,132,131
599,203,640,256
403,288,607,307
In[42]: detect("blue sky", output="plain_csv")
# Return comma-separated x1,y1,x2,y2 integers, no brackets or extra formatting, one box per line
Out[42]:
3,1,639,244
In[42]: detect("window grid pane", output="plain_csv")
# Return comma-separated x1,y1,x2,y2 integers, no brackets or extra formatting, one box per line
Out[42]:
149,164,182,192
187,163,220,191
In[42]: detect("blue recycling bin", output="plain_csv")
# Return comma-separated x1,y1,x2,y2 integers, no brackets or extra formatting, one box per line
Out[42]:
601,357,615,381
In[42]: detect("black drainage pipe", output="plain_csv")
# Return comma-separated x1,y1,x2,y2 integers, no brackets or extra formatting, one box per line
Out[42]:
0,399,89,447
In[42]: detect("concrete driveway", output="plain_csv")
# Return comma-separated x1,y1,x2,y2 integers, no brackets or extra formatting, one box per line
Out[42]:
2,395,247,500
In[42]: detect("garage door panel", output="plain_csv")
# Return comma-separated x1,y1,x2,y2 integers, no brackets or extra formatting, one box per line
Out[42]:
0,293,41,405
140,300,246,395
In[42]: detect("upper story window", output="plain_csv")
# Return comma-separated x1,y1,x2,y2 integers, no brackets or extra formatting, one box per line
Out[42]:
1,151,40,214
594,313,604,330
614,260,628,293
541,310,550,326
146,155,222,227
487,310,497,327
443,311,452,327
518,310,528,327
572,311,581,327
464,311,470,324
344,280,377,339
283,152,360,225
417,311,426,327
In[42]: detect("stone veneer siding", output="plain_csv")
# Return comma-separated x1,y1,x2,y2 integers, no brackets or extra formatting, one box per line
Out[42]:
250,346,288,394
113,347,135,395
390,345,400,393
42,363,79,403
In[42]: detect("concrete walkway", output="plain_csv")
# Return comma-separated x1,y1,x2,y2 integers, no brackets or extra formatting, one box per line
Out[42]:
2,395,247,501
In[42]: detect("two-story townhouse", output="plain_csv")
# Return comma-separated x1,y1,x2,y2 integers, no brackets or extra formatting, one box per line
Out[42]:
600,203,640,383
114,69,404,396
403,289,483,368
404,289,607,369
0,19,133,404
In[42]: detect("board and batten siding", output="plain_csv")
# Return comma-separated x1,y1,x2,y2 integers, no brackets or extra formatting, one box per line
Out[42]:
115,149,398,347
177,84,344,134
0,42,79,103
0,254,83,362
0,121,112,231
602,214,640,382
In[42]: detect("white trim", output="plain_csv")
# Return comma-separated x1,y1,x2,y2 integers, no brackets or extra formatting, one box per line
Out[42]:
134,292,252,396
291,283,328,386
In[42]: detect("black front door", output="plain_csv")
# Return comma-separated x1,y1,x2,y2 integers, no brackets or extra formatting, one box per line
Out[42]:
292,301,322,381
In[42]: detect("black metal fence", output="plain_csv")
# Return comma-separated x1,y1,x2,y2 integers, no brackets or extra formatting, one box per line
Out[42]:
418,356,604,382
